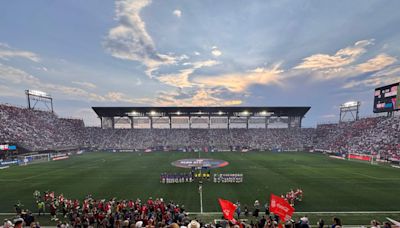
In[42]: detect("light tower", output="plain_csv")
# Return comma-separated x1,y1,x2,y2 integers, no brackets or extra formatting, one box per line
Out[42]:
339,101,360,123
25,90,54,113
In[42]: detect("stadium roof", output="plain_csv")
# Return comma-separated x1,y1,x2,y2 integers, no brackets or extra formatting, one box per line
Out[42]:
92,106,311,118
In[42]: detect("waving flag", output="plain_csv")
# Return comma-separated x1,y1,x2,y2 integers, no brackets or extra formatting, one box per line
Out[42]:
218,198,237,221
269,194,295,222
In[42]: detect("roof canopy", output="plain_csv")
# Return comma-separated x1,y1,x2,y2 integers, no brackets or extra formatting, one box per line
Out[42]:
92,106,311,118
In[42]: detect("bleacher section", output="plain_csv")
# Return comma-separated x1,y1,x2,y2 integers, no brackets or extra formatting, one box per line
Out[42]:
0,104,85,151
1,104,399,161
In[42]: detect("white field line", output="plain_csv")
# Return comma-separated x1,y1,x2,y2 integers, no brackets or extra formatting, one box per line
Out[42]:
1,211,400,216
185,211,400,215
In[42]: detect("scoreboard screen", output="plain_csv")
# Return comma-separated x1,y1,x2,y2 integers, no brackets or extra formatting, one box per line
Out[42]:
0,144,17,151
373,82,400,113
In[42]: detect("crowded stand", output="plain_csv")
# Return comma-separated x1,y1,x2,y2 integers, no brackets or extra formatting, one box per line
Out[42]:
84,128,315,152
1,104,400,161
0,104,85,151
315,116,400,161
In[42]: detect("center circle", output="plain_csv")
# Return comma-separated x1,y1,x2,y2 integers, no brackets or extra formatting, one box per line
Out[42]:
171,158,229,169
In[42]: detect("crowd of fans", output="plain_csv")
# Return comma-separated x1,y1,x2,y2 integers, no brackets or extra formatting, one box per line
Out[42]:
314,116,400,161
0,104,85,151
1,104,400,161
10,191,193,228
2,191,396,228
84,128,314,152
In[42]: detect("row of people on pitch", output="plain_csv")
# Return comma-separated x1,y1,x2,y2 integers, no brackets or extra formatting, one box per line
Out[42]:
280,188,303,207
213,173,243,183
194,172,211,179
160,173,193,184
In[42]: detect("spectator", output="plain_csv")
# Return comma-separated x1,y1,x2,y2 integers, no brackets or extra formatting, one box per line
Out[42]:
332,217,342,228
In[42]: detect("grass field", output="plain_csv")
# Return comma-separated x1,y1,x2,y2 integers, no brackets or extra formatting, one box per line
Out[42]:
1,151,400,224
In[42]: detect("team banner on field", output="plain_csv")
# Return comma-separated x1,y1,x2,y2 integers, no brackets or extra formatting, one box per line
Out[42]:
218,198,237,221
269,194,295,221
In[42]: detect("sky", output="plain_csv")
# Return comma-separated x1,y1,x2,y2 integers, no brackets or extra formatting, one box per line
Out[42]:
0,0,399,127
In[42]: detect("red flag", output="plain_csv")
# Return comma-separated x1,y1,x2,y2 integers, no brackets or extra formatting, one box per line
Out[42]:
218,198,237,221
269,194,295,222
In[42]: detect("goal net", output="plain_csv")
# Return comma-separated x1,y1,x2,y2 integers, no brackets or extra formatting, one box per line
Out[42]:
19,153,50,165
348,153,375,164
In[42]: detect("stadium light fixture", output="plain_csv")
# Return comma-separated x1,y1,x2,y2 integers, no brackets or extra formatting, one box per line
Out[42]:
261,111,267,116
26,90,51,98
341,101,359,108
218,111,223,115
242,110,249,116
127,111,138,116
177,111,181,115
150,111,156,116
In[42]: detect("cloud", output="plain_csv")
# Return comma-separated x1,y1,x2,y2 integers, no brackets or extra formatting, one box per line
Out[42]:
157,69,195,88
193,64,282,92
173,9,182,18
355,54,397,73
104,92,134,102
321,114,336,119
0,63,40,84
103,0,176,77
211,46,222,57
343,75,399,89
0,63,148,104
294,39,374,70
157,60,220,88
0,84,25,98
72,81,97,89
37,66,48,72
0,43,40,62
0,64,101,101
343,65,400,89
0,57,238,108
194,51,200,56
289,39,398,85
154,88,242,106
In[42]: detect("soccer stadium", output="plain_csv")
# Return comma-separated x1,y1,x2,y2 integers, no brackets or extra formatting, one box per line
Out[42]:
1,1,400,228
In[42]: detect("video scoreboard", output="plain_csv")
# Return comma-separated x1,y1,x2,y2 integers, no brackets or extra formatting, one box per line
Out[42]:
373,82,400,113
0,144,17,151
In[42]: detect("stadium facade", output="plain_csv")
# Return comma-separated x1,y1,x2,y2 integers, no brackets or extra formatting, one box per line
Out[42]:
92,106,311,129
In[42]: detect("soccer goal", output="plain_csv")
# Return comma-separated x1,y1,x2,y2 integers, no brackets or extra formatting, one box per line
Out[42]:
348,153,375,164
19,153,50,165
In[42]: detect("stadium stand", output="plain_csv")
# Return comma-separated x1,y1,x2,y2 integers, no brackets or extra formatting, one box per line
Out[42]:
1,104,399,161
1,104,400,227
84,128,315,151
314,116,400,161
0,104,85,151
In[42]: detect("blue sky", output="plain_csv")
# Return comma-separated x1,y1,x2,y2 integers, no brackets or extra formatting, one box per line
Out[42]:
0,0,399,126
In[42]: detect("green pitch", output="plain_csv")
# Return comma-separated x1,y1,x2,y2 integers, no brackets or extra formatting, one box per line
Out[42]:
1,151,400,214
